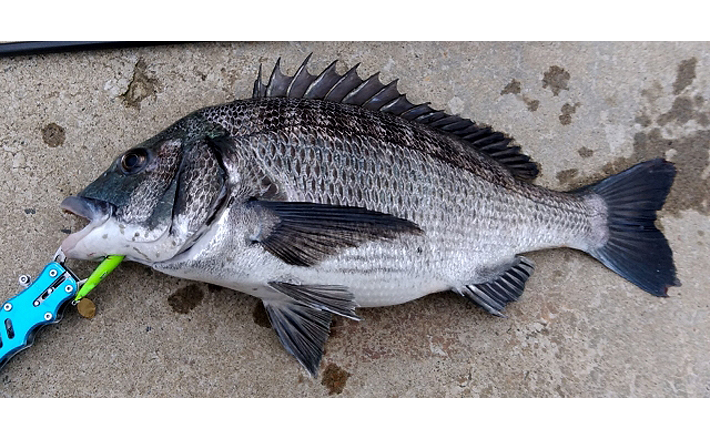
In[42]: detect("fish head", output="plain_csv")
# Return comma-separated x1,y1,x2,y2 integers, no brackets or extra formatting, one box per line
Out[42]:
61,117,228,264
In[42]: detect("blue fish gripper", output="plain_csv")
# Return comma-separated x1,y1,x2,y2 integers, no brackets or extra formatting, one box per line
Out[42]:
0,257,79,371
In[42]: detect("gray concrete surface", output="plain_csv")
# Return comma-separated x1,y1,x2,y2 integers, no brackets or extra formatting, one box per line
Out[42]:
0,42,708,397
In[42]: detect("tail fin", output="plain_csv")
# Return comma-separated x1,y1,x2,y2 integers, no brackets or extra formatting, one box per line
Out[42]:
578,158,681,296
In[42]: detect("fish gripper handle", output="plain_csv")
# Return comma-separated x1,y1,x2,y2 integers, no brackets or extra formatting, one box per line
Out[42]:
0,261,79,371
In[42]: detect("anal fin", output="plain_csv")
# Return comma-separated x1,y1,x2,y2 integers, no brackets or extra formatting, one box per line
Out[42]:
459,256,535,317
263,299,332,376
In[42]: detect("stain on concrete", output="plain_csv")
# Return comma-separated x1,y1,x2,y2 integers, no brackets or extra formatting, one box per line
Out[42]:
565,126,710,215
525,98,540,112
542,66,570,96
656,95,709,127
559,102,581,125
556,168,579,184
328,316,340,338
658,96,696,126
578,147,594,158
561,73,710,216
501,79,539,112
321,363,351,395
41,123,65,147
633,72,710,214
635,114,653,128
673,58,697,95
501,79,521,95
121,59,159,109
252,301,271,328
632,128,710,214
207,284,223,293
167,284,204,314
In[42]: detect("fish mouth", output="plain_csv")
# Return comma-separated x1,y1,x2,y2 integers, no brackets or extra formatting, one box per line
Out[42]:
60,195,113,256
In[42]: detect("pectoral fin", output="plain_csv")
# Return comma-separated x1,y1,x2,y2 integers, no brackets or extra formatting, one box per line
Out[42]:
458,256,535,317
262,299,333,376
251,200,423,267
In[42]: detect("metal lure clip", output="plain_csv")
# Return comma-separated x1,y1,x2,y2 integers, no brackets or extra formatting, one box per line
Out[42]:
0,248,81,371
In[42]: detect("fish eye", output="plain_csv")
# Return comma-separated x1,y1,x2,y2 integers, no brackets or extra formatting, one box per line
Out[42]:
120,148,149,174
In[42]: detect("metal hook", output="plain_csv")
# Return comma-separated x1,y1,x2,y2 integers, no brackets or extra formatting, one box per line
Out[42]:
53,247,67,264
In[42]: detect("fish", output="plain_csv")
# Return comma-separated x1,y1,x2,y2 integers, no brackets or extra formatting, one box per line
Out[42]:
59,56,681,375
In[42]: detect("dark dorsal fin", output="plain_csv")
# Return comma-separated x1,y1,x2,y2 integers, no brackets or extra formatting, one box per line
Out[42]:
251,55,539,181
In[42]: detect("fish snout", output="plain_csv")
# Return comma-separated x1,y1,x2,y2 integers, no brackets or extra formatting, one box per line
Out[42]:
60,196,113,259
60,195,112,222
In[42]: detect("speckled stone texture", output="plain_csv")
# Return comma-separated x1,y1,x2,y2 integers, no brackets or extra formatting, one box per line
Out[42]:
1,42,708,397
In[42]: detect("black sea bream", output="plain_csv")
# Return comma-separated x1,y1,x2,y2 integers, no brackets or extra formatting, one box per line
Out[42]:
60,57,681,375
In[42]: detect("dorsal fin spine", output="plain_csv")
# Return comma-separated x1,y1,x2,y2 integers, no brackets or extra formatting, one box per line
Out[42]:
430,115,463,128
285,53,314,99
399,103,433,120
342,73,382,105
416,111,447,124
323,63,361,102
441,120,470,132
265,57,281,97
252,63,265,98
363,79,399,110
304,60,339,99
379,93,412,114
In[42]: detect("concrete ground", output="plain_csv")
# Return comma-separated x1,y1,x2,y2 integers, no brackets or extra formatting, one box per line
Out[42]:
0,42,708,397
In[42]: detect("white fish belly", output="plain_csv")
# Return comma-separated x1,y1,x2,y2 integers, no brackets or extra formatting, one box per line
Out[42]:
295,239,454,307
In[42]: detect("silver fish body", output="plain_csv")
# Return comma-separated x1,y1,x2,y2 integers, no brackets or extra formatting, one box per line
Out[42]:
60,58,680,374
152,98,596,307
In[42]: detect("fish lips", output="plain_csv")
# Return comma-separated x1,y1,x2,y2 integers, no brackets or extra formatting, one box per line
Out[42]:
60,195,113,257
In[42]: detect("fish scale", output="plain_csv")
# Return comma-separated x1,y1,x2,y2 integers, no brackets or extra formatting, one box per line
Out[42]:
59,57,679,375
